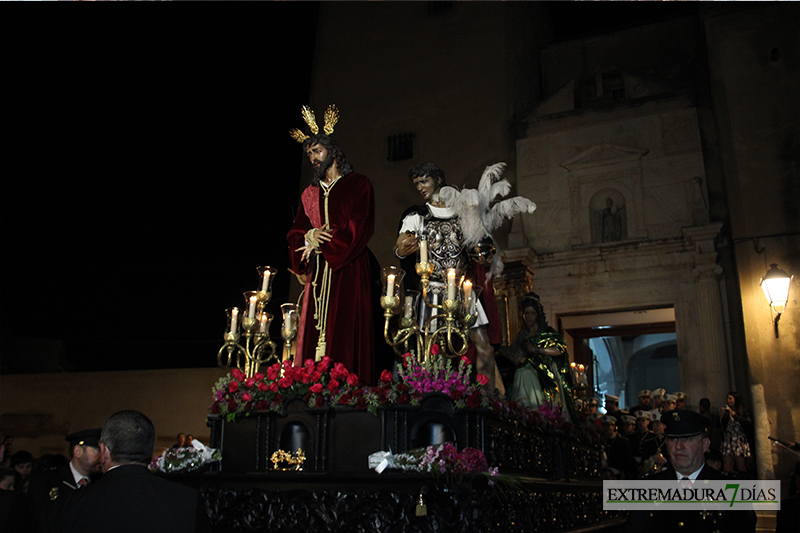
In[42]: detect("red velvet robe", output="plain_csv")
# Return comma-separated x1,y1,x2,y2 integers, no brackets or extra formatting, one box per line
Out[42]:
287,173,375,382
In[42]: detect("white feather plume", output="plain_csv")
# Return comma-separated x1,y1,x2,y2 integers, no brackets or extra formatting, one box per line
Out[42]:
440,162,537,280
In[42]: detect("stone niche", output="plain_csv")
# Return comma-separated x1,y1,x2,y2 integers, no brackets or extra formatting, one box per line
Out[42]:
517,103,708,255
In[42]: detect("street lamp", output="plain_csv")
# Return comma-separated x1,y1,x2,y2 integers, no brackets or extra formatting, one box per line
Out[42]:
760,263,792,338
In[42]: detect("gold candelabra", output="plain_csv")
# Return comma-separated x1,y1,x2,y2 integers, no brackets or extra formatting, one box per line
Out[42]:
218,266,298,379
380,261,480,363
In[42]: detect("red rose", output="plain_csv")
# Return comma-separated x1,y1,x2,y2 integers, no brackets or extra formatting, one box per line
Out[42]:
397,383,409,393
210,402,220,415
266,365,280,381
476,374,489,386
347,374,359,387
467,393,481,408
231,368,245,381
431,344,441,355
229,380,239,393
356,397,367,410
258,382,269,392
315,396,324,407
256,400,269,410
311,371,321,382
273,394,282,404
227,399,238,411
278,376,293,389
269,382,278,393
245,377,255,388
380,370,393,382
254,372,264,381
304,358,315,368
327,379,340,392
398,393,410,405
310,383,323,394
339,393,352,405
451,390,464,400
242,393,252,402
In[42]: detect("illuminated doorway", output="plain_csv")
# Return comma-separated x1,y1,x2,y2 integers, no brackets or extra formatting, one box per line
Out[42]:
560,308,677,411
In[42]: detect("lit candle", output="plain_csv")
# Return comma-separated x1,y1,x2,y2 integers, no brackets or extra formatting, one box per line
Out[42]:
463,280,473,307
419,238,428,263
248,295,257,318
259,313,269,333
386,274,396,297
230,308,239,334
261,270,272,292
447,269,456,301
404,295,413,318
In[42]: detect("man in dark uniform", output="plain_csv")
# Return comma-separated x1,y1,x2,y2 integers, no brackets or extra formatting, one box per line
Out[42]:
28,428,102,532
59,410,210,533
625,409,757,532
628,389,652,415
639,409,669,476
603,415,637,479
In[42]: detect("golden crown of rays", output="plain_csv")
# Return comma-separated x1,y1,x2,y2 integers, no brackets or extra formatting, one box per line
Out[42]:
289,104,340,143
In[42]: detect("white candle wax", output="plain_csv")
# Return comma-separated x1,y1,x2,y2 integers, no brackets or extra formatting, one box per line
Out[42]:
248,295,257,318
386,274,396,297
259,314,269,333
447,269,456,301
404,296,413,318
261,270,271,292
230,308,239,334
419,238,428,263
463,280,473,308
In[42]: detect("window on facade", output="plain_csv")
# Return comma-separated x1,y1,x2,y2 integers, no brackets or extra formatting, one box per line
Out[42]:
387,132,414,162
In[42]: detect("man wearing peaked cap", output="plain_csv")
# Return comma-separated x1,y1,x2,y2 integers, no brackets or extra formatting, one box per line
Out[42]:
662,394,677,412
626,409,756,532
28,427,103,532
674,391,686,410
650,388,666,411
628,389,651,415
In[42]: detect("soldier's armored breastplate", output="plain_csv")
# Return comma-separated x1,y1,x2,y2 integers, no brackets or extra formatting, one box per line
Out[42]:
425,215,468,282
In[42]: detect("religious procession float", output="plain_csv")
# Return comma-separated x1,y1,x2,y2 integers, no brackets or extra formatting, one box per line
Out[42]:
152,106,619,532
150,263,620,533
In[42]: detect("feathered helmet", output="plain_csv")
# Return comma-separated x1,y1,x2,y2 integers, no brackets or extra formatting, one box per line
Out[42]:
289,104,340,143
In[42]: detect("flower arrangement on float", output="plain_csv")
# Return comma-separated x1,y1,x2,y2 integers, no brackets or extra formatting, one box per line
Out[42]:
208,349,602,444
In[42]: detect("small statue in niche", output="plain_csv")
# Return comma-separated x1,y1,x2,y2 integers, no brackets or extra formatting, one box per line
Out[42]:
601,197,622,242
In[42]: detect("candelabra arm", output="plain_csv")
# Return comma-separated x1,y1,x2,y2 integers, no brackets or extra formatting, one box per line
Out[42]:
217,340,247,369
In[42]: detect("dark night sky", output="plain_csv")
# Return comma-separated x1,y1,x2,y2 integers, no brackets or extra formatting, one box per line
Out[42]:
1,5,319,372
0,3,698,374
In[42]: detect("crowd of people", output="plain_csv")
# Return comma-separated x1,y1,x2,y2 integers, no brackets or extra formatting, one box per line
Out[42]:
571,388,756,481
0,414,210,533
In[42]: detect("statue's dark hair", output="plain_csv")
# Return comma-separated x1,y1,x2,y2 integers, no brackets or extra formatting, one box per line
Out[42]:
100,410,155,465
302,134,354,181
409,162,446,189
520,292,549,331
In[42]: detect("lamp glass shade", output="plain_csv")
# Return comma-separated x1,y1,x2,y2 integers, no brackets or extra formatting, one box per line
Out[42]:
760,263,792,313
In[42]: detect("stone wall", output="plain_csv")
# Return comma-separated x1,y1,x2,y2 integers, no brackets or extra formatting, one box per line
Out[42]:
0,367,229,458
